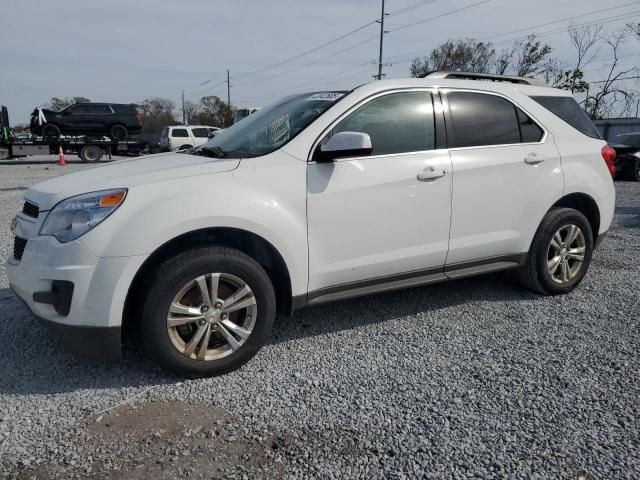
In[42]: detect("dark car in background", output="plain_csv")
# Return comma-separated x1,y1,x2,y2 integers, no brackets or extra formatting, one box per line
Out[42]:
610,133,640,181
30,103,142,140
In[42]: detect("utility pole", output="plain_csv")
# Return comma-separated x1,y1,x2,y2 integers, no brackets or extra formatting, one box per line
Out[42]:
181,89,186,125
226,69,231,106
376,0,386,80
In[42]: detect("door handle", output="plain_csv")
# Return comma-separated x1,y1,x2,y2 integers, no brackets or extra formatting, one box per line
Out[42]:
417,166,446,181
524,152,546,165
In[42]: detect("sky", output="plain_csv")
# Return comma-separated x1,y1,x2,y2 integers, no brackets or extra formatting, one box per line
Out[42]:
1,0,638,123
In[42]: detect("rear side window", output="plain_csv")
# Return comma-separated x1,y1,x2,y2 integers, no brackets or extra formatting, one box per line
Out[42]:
191,128,210,138
171,128,188,138
448,92,521,147
160,127,168,139
112,104,136,114
517,109,544,143
89,104,112,114
530,96,601,139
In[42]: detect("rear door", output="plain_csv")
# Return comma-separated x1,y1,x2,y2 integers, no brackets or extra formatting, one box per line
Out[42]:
442,90,563,266
87,104,114,133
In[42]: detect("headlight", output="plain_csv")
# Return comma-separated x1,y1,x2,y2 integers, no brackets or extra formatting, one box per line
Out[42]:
40,189,127,243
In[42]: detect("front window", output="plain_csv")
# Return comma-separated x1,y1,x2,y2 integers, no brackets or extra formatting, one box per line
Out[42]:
325,91,436,156
194,92,347,158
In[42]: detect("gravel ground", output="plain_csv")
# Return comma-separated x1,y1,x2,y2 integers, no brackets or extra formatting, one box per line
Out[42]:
0,163,638,479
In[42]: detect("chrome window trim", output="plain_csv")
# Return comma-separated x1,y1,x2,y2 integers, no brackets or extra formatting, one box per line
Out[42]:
307,87,441,163
440,88,548,150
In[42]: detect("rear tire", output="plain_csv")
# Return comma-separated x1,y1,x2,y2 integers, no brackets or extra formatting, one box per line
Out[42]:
140,246,276,377
517,208,593,295
178,144,192,151
109,124,128,140
41,123,61,139
79,145,103,162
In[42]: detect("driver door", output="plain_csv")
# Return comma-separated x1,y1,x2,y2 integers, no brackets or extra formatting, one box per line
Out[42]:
306,90,452,297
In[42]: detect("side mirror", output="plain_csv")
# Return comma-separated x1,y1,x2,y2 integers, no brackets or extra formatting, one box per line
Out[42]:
317,131,372,162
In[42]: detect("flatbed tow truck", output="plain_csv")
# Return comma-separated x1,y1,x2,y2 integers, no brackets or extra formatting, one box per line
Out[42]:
1,105,158,162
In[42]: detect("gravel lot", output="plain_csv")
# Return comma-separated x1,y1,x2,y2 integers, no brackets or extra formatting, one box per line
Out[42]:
0,163,638,479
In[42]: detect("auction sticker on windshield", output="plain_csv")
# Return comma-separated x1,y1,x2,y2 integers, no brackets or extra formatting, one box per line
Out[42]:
305,92,345,102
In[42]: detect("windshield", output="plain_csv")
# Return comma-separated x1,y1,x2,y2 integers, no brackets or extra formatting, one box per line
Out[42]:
194,91,347,158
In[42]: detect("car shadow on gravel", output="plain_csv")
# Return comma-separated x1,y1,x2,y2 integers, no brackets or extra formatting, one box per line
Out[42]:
0,288,176,396
271,272,541,345
0,273,537,396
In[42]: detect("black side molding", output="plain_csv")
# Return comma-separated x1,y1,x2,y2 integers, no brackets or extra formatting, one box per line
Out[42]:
294,254,526,311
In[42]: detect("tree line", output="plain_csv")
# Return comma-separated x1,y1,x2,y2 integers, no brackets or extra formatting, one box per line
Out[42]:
409,23,640,120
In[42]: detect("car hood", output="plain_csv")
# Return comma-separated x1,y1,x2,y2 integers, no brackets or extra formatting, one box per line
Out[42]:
25,152,240,211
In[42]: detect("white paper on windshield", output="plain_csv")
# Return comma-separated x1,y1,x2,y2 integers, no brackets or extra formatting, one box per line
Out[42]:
305,92,345,102
269,114,290,146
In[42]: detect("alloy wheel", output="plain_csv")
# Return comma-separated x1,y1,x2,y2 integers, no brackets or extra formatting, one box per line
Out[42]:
547,224,586,284
166,273,257,361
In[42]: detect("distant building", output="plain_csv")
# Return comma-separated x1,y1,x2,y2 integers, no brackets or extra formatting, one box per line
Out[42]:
594,118,640,141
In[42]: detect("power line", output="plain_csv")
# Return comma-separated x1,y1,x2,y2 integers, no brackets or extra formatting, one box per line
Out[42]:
387,0,438,17
194,0,442,88
234,35,379,87
387,0,492,33
186,79,227,98
591,75,640,83
233,64,371,106
233,20,378,82
491,10,640,47
481,0,640,41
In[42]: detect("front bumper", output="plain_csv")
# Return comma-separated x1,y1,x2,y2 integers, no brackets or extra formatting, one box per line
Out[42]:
7,225,148,360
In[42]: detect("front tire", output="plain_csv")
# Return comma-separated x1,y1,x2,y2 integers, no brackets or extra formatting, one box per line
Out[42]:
517,208,593,295
41,123,61,139
140,247,276,377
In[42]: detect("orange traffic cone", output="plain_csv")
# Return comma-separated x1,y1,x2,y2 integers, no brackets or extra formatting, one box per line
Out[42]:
57,145,66,166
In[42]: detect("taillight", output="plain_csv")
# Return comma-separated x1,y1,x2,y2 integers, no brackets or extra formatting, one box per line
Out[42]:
601,145,616,178
135,112,142,125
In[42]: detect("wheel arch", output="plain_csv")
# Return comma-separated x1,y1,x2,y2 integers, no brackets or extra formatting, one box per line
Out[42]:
122,227,293,339
550,192,600,240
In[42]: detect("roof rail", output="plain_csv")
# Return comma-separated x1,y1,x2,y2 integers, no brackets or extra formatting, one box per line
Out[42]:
422,71,540,85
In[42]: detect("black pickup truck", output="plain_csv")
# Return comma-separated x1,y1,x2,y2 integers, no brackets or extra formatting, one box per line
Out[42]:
30,102,143,140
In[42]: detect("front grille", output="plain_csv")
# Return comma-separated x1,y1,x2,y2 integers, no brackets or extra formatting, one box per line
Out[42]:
22,201,39,218
13,237,27,261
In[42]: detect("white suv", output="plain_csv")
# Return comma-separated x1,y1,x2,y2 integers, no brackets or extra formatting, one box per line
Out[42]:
7,73,616,376
159,125,221,151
